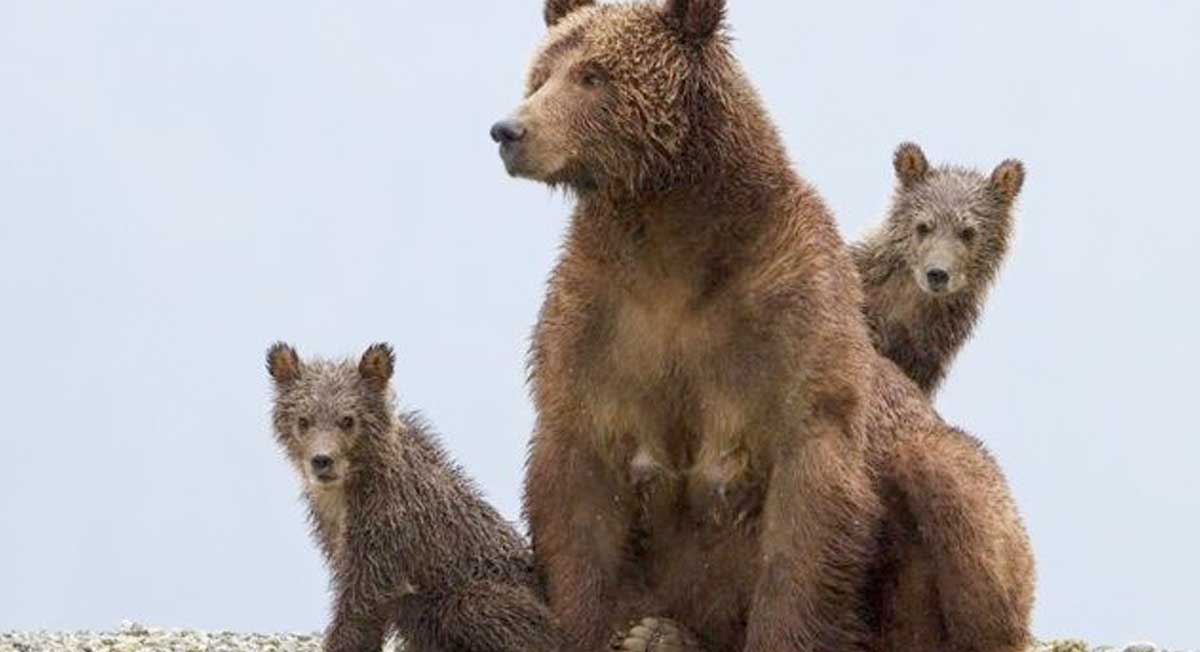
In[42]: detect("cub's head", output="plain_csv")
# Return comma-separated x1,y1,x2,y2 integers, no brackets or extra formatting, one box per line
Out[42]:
266,342,396,491
890,142,1025,296
490,0,732,193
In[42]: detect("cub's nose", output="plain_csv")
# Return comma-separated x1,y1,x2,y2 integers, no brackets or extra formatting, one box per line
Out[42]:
926,268,950,290
490,119,526,144
311,455,334,476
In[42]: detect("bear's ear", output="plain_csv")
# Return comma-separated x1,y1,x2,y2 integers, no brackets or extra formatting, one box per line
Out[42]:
663,0,726,41
267,342,302,386
544,0,594,27
359,343,395,390
893,142,929,189
989,159,1025,203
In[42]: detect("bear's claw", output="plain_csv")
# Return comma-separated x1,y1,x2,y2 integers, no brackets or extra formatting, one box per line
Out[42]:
611,617,702,652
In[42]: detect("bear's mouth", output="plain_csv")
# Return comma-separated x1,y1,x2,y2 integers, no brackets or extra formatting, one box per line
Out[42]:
498,141,525,176
313,470,340,484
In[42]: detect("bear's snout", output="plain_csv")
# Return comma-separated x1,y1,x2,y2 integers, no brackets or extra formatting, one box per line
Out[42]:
490,119,526,145
310,454,336,481
926,268,950,292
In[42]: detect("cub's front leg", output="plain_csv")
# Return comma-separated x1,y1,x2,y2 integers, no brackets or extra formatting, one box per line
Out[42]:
525,426,637,652
324,563,390,652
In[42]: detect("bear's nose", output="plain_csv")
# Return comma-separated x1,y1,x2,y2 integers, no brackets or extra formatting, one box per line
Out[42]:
490,119,527,144
311,455,334,475
926,268,950,290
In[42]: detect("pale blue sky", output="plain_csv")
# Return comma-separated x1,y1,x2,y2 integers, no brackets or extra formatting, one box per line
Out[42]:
1,0,1198,646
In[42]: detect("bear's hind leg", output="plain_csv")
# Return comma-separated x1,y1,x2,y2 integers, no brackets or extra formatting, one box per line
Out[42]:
892,428,1034,652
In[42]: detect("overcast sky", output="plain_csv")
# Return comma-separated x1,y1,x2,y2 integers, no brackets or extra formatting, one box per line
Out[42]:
2,0,1198,646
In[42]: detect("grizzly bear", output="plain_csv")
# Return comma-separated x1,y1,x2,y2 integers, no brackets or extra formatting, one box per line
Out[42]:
852,142,1026,394
266,343,562,652
491,3,1034,652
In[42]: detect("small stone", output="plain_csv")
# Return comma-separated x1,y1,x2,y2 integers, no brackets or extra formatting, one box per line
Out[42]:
1034,639,1091,652
1125,643,1159,652
119,620,150,637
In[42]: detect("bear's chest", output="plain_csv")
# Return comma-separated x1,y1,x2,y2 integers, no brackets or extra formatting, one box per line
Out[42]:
576,276,770,478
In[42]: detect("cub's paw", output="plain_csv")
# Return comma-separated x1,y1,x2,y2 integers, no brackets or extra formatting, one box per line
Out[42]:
611,617,702,652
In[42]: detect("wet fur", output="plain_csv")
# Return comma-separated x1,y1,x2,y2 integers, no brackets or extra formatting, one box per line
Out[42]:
852,143,1025,395
505,4,1034,652
267,344,562,652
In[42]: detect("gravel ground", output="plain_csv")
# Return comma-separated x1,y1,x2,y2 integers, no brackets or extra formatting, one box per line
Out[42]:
0,625,1189,652
0,623,401,652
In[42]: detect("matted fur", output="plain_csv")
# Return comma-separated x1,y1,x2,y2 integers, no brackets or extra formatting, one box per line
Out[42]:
267,343,562,652
497,3,1034,652
544,0,595,27
852,143,1025,394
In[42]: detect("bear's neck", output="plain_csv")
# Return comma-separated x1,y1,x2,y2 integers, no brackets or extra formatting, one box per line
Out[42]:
585,78,797,219
305,483,347,564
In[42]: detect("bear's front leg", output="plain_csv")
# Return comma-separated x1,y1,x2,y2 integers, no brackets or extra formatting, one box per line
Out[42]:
323,575,388,652
743,434,880,652
525,428,637,652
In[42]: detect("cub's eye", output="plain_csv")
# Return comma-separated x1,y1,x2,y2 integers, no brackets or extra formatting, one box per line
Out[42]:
916,223,933,237
338,416,355,431
297,417,311,431
959,226,977,242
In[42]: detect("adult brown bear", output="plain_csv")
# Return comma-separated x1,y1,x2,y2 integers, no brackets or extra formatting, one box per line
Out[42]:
492,3,1034,652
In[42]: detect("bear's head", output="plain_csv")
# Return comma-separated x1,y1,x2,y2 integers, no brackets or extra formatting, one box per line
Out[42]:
491,0,744,195
266,342,396,491
890,143,1025,295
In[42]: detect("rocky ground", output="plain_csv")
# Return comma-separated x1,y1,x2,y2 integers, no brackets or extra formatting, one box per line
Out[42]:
0,623,401,652
0,624,1188,652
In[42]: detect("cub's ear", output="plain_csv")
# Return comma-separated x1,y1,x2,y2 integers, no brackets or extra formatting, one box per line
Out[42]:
663,0,726,41
359,343,395,390
893,142,929,189
544,0,595,27
990,159,1025,203
267,342,301,385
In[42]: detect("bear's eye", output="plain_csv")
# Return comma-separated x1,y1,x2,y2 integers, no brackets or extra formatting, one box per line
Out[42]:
959,226,977,242
915,222,933,238
338,416,355,431
528,75,548,96
297,417,311,431
578,64,608,89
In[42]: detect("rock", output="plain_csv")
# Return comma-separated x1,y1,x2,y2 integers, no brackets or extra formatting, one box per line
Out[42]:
118,621,149,637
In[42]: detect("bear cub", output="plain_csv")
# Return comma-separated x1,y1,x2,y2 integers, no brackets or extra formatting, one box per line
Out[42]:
852,142,1026,394
267,342,561,652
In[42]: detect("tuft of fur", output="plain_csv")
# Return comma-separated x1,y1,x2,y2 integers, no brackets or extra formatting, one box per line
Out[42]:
496,6,1034,652
544,0,595,27
267,343,562,652
663,0,726,41
851,142,1025,394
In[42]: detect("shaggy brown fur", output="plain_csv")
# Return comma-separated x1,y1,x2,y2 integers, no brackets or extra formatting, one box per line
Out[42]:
852,143,1025,395
267,343,563,652
613,361,1036,652
863,360,1034,652
492,3,1034,652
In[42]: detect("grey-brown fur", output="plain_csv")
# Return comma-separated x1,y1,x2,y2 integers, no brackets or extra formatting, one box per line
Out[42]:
851,143,1025,394
266,343,562,652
